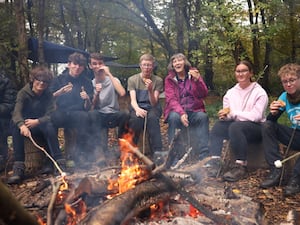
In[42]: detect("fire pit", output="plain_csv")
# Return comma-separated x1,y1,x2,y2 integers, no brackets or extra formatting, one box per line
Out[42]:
1,130,267,225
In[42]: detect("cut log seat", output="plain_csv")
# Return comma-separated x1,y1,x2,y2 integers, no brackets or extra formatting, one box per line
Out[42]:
24,136,48,175
223,140,268,171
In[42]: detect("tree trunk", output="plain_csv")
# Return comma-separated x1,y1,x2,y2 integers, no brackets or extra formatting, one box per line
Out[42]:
14,0,29,86
37,0,46,64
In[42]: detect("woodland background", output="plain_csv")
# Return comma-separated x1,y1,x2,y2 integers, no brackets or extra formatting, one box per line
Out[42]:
0,0,300,96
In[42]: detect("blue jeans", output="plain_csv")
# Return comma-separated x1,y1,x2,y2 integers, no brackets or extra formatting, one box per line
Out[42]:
167,111,209,159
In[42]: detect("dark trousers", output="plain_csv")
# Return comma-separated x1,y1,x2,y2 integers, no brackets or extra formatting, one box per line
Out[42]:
262,120,300,174
128,107,163,153
51,110,90,154
208,120,262,161
0,118,11,159
12,122,63,162
88,110,129,152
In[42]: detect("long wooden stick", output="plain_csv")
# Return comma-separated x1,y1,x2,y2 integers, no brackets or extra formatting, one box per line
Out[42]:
28,135,65,176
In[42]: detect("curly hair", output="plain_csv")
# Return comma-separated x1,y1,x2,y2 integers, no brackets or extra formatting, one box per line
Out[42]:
29,66,53,83
278,63,300,78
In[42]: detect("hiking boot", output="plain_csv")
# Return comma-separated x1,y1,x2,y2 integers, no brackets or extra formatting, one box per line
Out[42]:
222,163,247,182
7,161,25,184
260,168,282,188
204,157,221,177
284,174,300,196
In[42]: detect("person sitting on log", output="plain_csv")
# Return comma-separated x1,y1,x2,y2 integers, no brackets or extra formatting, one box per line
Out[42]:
205,60,268,181
127,53,164,159
87,52,129,166
7,66,66,184
50,52,93,168
164,53,209,162
260,63,300,196
0,71,16,172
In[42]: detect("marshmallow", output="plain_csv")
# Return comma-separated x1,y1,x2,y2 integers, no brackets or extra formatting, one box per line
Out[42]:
274,160,282,168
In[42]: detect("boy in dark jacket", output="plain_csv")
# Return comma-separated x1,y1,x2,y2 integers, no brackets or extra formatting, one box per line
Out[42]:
50,52,93,167
7,66,66,184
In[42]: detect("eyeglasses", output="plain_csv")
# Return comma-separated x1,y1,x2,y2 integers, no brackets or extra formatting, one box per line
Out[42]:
141,64,153,68
235,69,249,74
281,78,299,85
34,77,50,84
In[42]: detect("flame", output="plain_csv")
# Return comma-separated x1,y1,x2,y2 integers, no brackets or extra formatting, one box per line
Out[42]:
65,200,87,225
107,131,150,194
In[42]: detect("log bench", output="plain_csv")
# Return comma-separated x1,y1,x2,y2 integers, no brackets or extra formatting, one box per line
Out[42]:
223,140,268,171
24,136,48,175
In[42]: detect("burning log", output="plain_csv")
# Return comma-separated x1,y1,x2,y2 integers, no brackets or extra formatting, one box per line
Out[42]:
0,181,40,225
78,178,174,225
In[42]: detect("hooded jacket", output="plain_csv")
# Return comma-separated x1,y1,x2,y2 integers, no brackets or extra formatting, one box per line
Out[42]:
12,83,55,128
164,68,208,121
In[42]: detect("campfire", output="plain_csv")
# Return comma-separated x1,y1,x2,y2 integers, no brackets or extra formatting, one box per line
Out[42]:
1,130,267,225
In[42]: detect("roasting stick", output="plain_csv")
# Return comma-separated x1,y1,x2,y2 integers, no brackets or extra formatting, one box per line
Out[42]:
119,138,234,224
47,178,60,225
119,138,155,170
28,135,65,177
142,116,148,154
279,126,297,186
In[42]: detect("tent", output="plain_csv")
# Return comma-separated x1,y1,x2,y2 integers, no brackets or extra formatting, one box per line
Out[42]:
27,37,119,64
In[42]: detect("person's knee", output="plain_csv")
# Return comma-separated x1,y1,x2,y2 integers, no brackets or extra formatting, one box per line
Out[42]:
262,120,274,131
193,112,208,123
168,112,181,124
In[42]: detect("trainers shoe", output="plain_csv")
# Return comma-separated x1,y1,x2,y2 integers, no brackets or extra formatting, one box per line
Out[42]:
222,163,247,182
284,174,300,196
204,158,221,177
260,168,282,188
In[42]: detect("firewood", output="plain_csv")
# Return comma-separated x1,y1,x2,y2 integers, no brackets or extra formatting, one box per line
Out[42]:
78,178,174,225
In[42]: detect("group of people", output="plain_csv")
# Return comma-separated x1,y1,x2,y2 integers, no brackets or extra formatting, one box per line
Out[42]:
204,61,300,197
1,52,300,197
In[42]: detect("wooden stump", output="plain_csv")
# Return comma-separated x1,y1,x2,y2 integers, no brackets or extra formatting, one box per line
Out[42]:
64,128,77,162
223,140,268,172
24,137,47,175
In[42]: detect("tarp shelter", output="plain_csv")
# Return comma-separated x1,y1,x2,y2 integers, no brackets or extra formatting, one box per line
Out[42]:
27,37,119,64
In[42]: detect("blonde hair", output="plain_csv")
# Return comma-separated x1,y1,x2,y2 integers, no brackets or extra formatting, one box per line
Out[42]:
139,54,155,63
167,53,191,70
278,63,300,78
